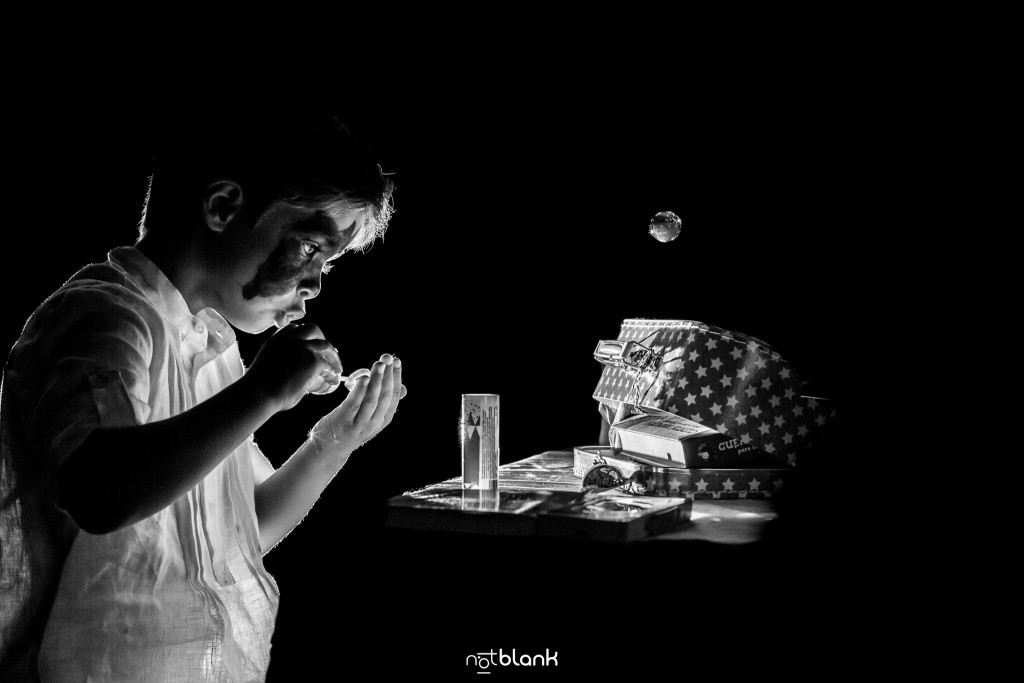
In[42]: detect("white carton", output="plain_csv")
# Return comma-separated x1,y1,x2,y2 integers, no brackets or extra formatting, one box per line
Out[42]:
610,413,725,467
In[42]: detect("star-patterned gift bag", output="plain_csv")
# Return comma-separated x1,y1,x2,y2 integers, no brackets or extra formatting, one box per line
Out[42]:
593,319,834,467
573,447,790,500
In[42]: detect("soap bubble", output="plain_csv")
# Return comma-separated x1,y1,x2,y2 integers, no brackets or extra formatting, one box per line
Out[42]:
648,211,681,243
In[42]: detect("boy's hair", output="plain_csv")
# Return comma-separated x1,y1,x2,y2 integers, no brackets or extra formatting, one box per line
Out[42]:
138,104,394,252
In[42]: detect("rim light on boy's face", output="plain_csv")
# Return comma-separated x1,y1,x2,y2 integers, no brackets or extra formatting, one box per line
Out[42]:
216,202,365,334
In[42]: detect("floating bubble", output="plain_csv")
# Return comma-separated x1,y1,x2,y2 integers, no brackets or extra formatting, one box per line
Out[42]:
648,211,681,243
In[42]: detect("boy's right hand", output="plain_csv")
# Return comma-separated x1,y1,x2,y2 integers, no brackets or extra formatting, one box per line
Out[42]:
245,323,343,412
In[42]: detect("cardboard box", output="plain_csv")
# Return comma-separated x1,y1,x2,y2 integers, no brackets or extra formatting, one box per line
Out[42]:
610,412,772,468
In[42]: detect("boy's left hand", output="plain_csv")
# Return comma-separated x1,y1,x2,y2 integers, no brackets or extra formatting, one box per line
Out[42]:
312,353,405,455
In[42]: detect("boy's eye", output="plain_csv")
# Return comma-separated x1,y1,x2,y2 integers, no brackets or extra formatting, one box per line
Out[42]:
298,241,318,259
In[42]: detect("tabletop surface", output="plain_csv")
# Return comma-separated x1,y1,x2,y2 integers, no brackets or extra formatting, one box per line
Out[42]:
387,450,778,544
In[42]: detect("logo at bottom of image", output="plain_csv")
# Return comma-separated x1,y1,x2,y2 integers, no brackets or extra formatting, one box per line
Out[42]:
466,649,558,672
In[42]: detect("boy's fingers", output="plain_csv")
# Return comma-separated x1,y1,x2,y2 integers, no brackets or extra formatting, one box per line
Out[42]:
306,340,342,375
355,361,385,422
341,374,370,410
372,357,395,423
391,360,403,399
343,368,371,391
378,359,403,427
310,366,343,395
379,390,400,429
288,323,326,341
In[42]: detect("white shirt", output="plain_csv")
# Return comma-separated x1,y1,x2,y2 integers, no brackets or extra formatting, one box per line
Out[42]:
1,247,280,682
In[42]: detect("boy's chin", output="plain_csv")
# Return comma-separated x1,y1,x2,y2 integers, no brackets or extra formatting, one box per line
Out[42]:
259,317,285,334
225,312,278,335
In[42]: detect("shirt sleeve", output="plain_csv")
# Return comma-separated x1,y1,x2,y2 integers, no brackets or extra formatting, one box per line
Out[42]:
12,283,156,476
248,436,276,486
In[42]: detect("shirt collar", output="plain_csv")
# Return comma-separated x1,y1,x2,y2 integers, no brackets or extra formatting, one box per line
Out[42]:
107,247,236,366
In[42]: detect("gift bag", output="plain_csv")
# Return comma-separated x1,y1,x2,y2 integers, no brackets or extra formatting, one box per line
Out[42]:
593,319,833,466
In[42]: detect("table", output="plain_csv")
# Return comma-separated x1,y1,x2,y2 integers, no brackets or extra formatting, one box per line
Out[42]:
371,450,839,676
385,450,780,545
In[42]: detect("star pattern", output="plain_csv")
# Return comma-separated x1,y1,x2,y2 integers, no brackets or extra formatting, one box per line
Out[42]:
592,319,835,466
575,447,790,499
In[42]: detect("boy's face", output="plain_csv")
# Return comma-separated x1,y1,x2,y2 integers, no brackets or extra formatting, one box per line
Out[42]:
212,201,366,334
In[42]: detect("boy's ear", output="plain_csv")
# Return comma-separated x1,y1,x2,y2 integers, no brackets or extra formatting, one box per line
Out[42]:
203,180,244,233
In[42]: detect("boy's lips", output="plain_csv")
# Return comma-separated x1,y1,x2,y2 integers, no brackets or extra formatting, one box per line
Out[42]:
272,309,305,328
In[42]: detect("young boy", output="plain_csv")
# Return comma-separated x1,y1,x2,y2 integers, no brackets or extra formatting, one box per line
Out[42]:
0,105,405,681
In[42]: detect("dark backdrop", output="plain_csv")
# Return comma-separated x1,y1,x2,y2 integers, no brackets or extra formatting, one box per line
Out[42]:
6,71,869,676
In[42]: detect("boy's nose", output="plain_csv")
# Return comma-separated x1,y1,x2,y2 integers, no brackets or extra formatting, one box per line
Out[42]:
297,277,320,300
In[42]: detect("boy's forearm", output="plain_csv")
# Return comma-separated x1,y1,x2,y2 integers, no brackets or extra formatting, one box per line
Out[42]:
58,374,279,534
253,357,402,554
253,437,352,554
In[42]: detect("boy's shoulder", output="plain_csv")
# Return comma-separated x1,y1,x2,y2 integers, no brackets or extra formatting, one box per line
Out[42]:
14,257,167,356
38,257,157,317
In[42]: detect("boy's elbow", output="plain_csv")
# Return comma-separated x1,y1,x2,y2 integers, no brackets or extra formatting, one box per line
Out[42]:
66,506,122,536
56,446,128,535
57,496,119,535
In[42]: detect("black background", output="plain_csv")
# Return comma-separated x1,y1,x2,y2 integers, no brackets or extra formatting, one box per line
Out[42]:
5,54,879,676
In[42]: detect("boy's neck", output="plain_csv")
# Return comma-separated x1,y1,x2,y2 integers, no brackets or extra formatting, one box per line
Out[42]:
135,233,219,316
